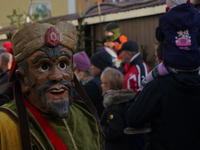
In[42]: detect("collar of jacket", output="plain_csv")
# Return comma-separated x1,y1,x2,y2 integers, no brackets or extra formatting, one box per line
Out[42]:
123,52,142,73
0,69,10,78
95,70,103,78
103,89,135,108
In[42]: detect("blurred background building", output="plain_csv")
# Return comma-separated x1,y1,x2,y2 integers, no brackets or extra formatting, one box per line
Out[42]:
0,0,199,68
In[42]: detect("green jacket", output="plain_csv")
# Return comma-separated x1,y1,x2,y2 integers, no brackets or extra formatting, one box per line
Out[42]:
0,100,100,150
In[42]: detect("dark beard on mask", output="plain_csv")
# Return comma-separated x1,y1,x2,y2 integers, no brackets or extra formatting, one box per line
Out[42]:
47,100,69,118
38,80,73,118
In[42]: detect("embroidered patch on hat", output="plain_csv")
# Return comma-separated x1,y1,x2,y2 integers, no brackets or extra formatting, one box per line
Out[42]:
109,115,114,120
45,27,60,47
175,29,191,50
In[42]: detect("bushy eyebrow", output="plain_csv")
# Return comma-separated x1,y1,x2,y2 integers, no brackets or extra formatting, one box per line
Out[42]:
30,54,49,64
59,51,72,59
30,51,72,64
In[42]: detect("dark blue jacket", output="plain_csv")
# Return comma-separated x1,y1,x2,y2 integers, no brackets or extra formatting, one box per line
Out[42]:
156,3,200,70
127,71,200,150
83,71,103,118
0,70,13,105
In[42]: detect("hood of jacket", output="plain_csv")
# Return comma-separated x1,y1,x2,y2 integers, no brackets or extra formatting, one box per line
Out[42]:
164,3,197,29
103,89,135,108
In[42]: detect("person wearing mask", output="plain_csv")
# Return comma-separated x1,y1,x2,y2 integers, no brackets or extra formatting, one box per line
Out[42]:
0,21,104,150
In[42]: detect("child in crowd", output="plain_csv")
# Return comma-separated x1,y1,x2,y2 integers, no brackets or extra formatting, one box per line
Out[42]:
104,22,128,63
100,67,144,150
104,22,128,51
142,0,200,87
125,0,200,135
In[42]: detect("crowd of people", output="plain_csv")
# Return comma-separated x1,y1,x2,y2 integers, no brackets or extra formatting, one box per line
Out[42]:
0,42,13,105
0,0,200,149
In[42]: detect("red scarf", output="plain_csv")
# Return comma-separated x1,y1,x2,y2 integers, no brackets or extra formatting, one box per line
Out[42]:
24,99,68,150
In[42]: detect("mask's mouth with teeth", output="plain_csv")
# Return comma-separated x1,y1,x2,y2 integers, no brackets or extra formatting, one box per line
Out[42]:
47,88,67,97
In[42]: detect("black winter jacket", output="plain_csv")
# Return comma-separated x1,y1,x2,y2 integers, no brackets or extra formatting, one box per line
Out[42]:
127,71,200,150
101,89,144,150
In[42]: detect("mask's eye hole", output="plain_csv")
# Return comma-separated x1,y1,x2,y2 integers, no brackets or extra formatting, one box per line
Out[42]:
39,63,49,72
58,62,67,70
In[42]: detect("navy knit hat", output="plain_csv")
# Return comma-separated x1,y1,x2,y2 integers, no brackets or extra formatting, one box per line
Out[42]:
117,40,138,53
91,51,112,70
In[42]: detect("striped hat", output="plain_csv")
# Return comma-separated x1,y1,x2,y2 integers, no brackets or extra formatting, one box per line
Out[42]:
166,0,187,8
